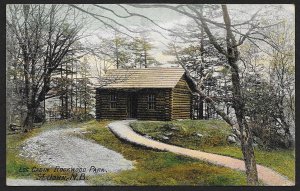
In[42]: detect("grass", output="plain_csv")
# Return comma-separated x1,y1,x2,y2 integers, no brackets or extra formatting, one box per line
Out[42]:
7,129,42,179
131,120,232,149
130,120,295,182
9,119,290,185
6,120,84,180
203,146,295,181
79,120,248,185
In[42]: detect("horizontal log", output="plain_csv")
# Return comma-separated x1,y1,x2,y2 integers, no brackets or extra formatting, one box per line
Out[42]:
172,102,190,107
172,112,190,114
172,100,190,103
172,108,190,111
172,93,191,97
172,112,190,115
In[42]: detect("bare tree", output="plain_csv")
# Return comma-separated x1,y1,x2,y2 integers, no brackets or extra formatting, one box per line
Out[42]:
68,4,294,185
6,5,85,130
127,4,288,185
266,21,295,147
6,23,26,127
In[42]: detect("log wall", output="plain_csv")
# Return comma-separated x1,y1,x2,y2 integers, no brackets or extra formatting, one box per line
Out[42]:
96,88,172,121
136,89,171,121
171,75,192,120
96,89,128,120
95,74,192,121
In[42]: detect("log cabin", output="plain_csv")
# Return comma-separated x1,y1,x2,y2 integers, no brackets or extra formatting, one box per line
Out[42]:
95,68,195,121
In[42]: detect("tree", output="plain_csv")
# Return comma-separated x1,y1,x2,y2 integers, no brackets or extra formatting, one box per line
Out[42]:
267,21,295,147
164,31,231,119
94,31,131,69
6,5,85,130
56,54,77,119
6,24,27,126
75,58,94,120
180,5,260,184
129,34,158,68
68,4,294,185
240,20,295,149
111,31,131,69
127,4,284,184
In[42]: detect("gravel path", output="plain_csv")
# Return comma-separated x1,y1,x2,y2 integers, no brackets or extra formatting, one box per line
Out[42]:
108,120,294,186
6,178,87,186
8,126,134,186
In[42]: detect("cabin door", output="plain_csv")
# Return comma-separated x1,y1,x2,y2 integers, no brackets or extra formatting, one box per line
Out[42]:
127,92,137,118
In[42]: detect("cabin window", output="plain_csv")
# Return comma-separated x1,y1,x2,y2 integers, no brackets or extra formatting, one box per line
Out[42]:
148,94,155,110
110,93,117,109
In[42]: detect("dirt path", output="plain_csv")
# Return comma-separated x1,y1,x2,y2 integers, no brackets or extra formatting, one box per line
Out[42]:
8,126,133,186
6,178,87,186
108,120,294,186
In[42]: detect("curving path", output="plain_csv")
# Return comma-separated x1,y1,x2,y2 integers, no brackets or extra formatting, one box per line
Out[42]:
19,127,133,175
108,120,294,186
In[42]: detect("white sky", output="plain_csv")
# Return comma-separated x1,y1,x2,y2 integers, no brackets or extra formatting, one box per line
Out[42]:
76,4,295,80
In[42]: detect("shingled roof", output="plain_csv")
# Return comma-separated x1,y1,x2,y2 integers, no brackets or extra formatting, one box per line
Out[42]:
99,67,185,89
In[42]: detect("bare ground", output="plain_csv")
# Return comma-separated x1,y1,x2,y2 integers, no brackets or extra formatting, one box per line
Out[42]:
7,126,134,186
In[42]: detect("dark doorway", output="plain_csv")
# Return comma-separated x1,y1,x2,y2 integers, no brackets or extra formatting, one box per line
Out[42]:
127,92,137,118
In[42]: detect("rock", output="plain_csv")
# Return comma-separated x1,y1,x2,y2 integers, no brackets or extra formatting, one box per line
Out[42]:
231,133,238,139
253,136,263,146
145,135,152,139
164,132,173,136
161,136,169,140
227,135,237,144
233,128,241,137
9,123,22,131
276,129,285,136
170,127,180,131
163,123,179,131
195,133,203,138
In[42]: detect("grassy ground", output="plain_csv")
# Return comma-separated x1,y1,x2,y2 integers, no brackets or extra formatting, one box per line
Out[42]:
130,120,295,181
7,128,42,179
79,120,248,185
7,120,248,185
6,120,82,180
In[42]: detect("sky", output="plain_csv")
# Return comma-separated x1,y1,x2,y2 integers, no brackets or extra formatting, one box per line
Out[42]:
75,4,295,81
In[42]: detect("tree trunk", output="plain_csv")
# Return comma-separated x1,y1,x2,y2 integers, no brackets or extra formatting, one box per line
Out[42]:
199,96,204,119
23,103,36,130
144,49,147,68
65,62,69,118
230,57,258,185
241,130,258,184
221,4,259,185
71,60,73,117
75,63,78,113
84,70,87,120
